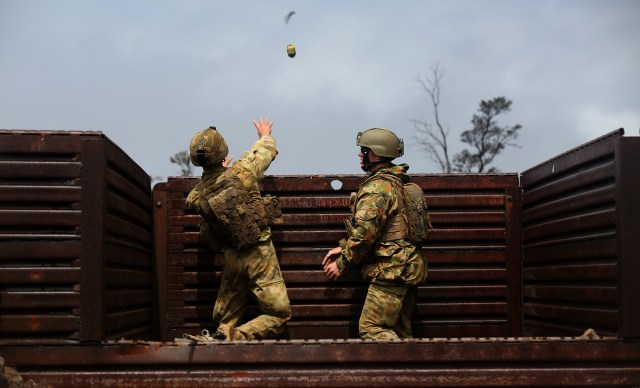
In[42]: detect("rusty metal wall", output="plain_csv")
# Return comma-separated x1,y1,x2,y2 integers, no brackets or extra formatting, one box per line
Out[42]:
99,137,154,341
3,337,640,387
521,128,640,338
154,173,521,341
3,129,640,387
0,130,154,344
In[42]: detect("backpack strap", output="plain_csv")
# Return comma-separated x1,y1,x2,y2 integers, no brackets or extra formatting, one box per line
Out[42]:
369,172,408,242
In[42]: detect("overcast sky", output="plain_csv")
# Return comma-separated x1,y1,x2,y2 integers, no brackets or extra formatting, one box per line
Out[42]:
1,0,638,182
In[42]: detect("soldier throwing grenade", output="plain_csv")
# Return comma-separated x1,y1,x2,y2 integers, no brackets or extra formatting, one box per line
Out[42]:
185,118,291,341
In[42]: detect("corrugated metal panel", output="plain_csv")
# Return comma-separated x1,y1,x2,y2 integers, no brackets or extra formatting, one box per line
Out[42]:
0,130,153,344
0,130,85,344
617,135,640,337
101,140,154,340
155,173,521,340
521,128,640,337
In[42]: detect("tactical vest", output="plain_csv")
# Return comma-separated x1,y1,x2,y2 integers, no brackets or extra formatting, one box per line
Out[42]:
196,169,283,250
348,172,432,245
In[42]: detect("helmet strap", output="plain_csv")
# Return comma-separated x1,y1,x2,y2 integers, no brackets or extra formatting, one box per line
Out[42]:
196,126,220,166
361,149,391,172
196,131,207,166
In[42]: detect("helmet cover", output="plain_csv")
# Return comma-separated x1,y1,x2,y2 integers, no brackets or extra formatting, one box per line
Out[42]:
356,128,404,158
189,126,229,167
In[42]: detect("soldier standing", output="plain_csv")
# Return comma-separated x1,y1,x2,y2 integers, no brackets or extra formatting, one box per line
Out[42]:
185,118,291,341
323,128,428,339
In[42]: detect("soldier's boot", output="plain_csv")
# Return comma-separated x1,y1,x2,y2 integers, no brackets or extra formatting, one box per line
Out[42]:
215,323,242,341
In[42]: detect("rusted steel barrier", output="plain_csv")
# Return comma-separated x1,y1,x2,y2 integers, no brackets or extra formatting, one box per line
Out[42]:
521,129,640,338
2,337,640,387
153,173,522,341
0,130,154,344
1,128,640,387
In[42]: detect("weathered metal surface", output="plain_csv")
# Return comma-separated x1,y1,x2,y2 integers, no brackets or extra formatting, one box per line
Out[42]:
2,337,639,387
618,135,640,337
154,173,521,341
1,128,640,386
521,128,640,338
0,130,154,344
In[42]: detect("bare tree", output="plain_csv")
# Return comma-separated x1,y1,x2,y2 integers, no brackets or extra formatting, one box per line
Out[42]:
453,97,522,173
170,150,194,176
411,63,453,173
412,64,522,173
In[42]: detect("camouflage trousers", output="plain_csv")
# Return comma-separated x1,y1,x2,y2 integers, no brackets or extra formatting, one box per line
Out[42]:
359,282,417,339
213,240,291,340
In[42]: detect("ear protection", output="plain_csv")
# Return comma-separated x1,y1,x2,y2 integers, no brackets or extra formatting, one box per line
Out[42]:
197,126,216,166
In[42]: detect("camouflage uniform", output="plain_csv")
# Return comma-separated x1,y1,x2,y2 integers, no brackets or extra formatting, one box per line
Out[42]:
185,135,291,340
335,163,427,339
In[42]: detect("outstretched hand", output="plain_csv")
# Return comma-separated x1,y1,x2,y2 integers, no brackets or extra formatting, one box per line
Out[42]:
253,117,273,138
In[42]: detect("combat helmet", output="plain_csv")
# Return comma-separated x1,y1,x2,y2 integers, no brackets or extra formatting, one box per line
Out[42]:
189,126,229,167
356,128,404,158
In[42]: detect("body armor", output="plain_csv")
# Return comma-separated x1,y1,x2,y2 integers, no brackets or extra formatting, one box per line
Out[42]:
347,172,431,245
196,169,283,250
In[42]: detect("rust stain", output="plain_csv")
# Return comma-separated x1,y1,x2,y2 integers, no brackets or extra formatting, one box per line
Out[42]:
117,341,163,357
30,316,41,331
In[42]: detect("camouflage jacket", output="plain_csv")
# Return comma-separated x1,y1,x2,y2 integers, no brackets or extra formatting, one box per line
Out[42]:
336,164,427,286
185,135,278,245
